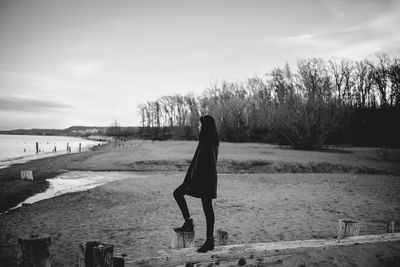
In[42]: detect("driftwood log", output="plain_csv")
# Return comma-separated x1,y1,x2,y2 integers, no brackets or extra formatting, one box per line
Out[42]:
17,234,51,267
338,219,360,239
170,229,195,249
127,233,400,267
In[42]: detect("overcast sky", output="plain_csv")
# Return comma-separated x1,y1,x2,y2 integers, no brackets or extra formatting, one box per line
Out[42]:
0,0,399,130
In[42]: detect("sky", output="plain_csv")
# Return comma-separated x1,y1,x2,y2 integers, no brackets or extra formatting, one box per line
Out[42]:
0,0,399,130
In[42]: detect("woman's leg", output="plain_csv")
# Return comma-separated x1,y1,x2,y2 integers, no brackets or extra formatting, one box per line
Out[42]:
173,184,190,220
201,198,215,239
197,197,215,252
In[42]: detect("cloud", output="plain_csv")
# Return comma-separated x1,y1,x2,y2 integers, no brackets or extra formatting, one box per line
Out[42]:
189,51,211,60
322,0,347,19
271,33,340,52
282,33,317,43
66,61,105,77
331,40,386,59
0,69,61,89
0,96,72,112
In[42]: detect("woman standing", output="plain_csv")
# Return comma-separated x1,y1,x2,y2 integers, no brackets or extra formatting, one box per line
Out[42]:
173,115,219,253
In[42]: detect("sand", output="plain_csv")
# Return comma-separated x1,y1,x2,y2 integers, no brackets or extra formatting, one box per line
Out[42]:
1,140,399,213
0,140,400,265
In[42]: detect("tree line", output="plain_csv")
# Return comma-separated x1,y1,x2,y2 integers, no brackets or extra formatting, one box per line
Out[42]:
137,53,400,149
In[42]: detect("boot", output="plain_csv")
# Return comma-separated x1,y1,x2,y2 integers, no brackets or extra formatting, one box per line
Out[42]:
197,237,214,253
174,218,194,232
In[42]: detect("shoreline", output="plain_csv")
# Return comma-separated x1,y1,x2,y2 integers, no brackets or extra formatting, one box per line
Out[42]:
0,133,108,169
4,171,152,214
0,143,108,212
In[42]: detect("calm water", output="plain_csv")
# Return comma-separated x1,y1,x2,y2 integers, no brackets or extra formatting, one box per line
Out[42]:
0,134,102,169
6,171,146,213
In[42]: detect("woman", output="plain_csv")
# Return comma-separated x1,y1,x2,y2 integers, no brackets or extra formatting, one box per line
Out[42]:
173,115,219,253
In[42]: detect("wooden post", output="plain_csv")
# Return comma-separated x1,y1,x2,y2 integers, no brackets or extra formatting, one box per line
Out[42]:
113,256,125,267
36,142,39,153
79,240,101,267
79,143,82,153
21,171,34,180
217,229,228,246
338,219,360,239
387,221,395,233
17,234,51,267
170,229,195,249
93,244,114,267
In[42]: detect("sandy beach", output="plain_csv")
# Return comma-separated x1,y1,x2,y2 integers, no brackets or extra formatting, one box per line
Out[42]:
0,140,400,266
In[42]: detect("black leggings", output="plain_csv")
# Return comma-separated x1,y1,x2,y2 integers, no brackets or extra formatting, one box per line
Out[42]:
173,184,215,239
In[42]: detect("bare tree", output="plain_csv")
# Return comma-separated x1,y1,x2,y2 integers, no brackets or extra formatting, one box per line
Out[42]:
368,53,391,108
388,57,400,109
136,54,400,148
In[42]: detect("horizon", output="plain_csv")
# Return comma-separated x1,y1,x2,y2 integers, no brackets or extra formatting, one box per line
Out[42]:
0,125,137,131
1,0,399,130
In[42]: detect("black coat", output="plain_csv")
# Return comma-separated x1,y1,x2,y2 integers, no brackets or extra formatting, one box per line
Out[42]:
182,142,218,199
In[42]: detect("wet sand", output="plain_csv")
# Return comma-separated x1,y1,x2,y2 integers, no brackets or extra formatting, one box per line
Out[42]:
0,140,400,265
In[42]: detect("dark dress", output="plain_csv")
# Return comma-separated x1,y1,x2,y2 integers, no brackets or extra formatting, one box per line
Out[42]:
182,142,218,199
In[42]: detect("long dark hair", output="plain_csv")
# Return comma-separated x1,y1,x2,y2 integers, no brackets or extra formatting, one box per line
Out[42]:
199,115,219,146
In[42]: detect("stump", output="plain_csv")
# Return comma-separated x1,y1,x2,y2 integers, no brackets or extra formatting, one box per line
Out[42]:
17,234,51,267
217,229,228,246
21,170,33,180
79,240,101,267
338,219,360,239
113,256,125,267
170,229,195,249
93,244,114,267
387,221,395,233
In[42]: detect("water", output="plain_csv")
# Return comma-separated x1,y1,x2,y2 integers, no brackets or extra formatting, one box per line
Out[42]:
7,171,145,212
0,134,103,169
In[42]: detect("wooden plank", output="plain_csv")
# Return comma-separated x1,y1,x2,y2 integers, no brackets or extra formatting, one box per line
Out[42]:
173,254,296,267
126,233,400,267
